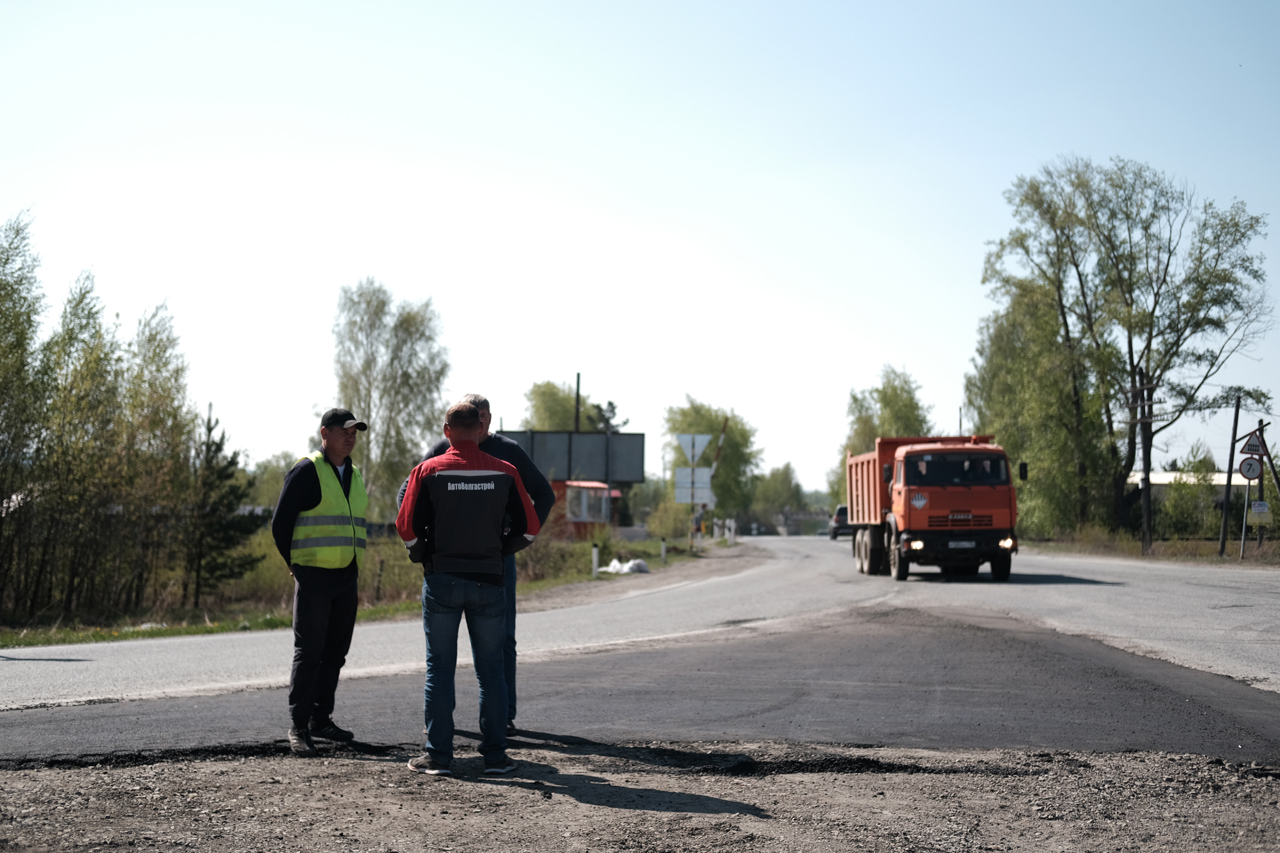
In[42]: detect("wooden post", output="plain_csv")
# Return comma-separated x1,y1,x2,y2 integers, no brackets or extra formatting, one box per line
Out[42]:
1219,397,1241,556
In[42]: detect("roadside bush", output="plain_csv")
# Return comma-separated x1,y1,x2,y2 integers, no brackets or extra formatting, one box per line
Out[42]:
645,497,691,541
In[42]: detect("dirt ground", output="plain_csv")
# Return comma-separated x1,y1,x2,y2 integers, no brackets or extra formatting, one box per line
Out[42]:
3,738,1279,852
4,542,1280,850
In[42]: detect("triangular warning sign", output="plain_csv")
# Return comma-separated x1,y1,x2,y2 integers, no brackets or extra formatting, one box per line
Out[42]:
1241,432,1265,455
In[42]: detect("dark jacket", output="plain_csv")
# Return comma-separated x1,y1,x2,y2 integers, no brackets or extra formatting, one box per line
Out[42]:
396,440,541,584
398,432,556,525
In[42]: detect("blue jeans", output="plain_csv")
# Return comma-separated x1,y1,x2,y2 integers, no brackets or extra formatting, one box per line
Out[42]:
422,574,508,766
502,554,517,722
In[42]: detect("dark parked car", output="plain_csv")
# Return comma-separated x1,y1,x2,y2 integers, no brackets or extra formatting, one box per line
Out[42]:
828,504,854,539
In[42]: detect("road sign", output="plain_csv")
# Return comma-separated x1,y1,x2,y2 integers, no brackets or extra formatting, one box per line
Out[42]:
1239,457,1262,480
1248,501,1273,525
674,467,715,506
1241,432,1265,456
677,434,712,466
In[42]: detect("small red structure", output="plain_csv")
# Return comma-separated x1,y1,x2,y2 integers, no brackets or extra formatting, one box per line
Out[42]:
553,480,622,540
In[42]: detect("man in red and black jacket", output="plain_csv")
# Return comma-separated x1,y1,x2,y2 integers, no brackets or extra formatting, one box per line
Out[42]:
397,392,555,734
396,402,540,776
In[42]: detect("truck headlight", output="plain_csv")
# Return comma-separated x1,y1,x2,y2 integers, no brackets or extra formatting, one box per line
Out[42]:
909,540,925,551
999,537,1015,549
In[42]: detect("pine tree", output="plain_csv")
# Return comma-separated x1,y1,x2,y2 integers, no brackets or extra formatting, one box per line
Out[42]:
184,406,264,609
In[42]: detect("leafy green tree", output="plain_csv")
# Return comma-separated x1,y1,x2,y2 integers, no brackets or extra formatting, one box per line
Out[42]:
965,286,1110,537
972,156,1271,536
334,278,449,523
1156,440,1219,539
31,275,124,619
828,366,934,505
521,381,597,431
111,306,195,612
980,159,1099,527
752,464,806,531
183,407,264,608
590,400,628,433
623,474,666,526
0,215,264,625
665,396,760,518
250,450,300,510
0,214,44,618
1083,159,1270,537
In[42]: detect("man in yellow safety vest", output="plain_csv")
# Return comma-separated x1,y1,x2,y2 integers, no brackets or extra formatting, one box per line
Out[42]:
271,408,369,757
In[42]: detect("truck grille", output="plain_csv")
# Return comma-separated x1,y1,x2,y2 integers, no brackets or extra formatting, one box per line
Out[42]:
927,514,994,528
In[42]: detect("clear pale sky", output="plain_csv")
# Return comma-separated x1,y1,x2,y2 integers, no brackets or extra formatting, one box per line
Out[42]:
3,1,1276,489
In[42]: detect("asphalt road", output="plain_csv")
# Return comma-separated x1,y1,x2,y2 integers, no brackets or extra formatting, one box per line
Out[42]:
3,539,1280,765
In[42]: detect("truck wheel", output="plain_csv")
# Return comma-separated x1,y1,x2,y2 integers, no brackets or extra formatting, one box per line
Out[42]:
869,529,888,575
890,543,910,581
829,527,837,540
990,553,1011,582
854,530,865,573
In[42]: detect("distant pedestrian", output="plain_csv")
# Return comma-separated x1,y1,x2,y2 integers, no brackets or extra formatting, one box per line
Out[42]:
399,393,555,733
397,402,541,775
271,408,369,757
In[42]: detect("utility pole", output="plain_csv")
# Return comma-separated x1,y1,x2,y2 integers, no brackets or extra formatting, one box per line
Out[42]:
573,372,581,433
1137,369,1154,556
1258,420,1267,549
1218,397,1241,556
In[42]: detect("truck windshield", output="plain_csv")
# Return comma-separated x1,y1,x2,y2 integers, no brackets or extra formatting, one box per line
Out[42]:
904,453,1008,487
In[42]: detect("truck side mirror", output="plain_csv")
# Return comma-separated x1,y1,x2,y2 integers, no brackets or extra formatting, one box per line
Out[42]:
1019,462,1028,481
882,463,892,483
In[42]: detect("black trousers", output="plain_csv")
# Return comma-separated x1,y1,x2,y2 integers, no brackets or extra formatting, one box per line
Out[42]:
288,562,359,726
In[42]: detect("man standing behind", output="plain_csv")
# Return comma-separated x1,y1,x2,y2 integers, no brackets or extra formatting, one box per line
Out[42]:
401,393,555,733
398,402,541,776
271,408,369,758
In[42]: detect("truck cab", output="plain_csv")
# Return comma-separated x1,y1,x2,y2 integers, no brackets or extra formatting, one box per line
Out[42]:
888,440,1017,580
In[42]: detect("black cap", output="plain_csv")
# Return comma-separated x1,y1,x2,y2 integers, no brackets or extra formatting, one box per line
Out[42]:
320,408,368,431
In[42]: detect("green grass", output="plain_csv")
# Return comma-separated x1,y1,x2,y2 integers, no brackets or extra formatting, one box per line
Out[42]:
0,533,708,648
0,611,295,649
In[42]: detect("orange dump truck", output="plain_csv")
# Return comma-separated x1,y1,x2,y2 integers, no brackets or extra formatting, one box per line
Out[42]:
846,436,1021,582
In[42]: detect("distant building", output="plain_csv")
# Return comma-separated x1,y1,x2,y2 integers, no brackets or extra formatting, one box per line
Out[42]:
1126,471,1254,503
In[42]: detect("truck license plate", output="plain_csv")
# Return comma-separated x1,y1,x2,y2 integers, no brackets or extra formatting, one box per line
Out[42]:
948,541,976,549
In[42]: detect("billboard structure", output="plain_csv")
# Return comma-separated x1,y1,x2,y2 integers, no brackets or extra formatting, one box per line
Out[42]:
495,431,645,484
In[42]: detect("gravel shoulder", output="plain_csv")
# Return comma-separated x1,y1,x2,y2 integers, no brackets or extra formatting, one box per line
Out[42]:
5,738,1279,851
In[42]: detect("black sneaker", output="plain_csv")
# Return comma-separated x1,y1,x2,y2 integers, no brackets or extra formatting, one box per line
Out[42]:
407,754,451,776
506,719,518,735
288,726,317,757
483,758,518,775
309,717,354,742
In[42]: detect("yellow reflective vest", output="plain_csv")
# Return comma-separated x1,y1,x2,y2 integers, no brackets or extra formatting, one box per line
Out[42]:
290,451,369,569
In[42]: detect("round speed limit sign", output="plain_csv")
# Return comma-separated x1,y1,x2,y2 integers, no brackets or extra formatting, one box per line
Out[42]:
1240,457,1262,480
